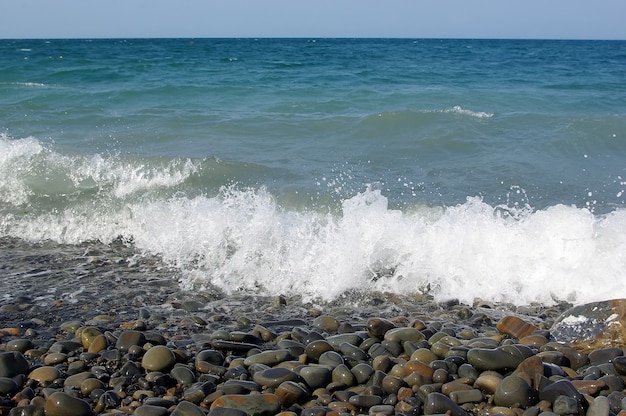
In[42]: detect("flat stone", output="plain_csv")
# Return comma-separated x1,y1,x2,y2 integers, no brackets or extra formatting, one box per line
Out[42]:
210,393,281,416
243,349,293,367
497,316,539,339
28,366,62,384
383,327,425,343
252,367,299,388
134,404,170,416
44,391,92,416
550,299,626,351
467,346,526,371
169,401,206,416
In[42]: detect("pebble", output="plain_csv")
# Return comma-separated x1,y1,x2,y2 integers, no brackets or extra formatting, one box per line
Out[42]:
44,391,92,416
142,345,176,372
4,269,626,416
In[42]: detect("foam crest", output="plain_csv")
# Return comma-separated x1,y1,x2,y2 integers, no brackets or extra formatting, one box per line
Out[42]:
441,105,494,118
128,188,626,306
0,134,202,207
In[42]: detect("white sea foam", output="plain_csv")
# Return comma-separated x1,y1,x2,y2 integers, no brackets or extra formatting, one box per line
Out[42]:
442,106,494,119
2,134,625,307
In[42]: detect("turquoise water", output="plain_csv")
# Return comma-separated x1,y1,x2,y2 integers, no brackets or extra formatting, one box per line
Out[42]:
1,38,626,305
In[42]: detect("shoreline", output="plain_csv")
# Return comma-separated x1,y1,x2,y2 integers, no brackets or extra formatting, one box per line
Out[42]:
2,237,625,416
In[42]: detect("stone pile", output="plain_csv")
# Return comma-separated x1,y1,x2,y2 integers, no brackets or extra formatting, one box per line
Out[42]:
0,299,625,416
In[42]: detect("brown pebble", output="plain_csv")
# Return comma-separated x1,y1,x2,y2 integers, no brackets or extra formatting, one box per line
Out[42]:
497,316,539,339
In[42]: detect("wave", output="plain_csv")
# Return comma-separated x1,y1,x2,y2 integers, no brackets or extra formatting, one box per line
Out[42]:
2,136,625,307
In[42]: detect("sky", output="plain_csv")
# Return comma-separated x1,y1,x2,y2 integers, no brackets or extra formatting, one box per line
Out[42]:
1,0,626,40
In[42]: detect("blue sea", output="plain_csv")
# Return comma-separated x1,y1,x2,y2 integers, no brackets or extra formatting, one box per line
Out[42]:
1,38,625,307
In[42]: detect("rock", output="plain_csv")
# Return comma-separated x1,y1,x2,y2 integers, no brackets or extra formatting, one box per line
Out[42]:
0,352,30,378
134,404,169,416
298,365,331,389
423,392,468,416
243,349,293,366
0,377,18,394
497,316,540,339
141,345,176,372
539,379,585,414
115,330,146,352
553,395,581,415
312,315,340,332
171,401,206,416
467,346,526,371
252,367,299,388
28,366,62,384
586,396,610,416
275,380,310,407
493,375,539,408
210,393,281,416
366,317,396,337
44,392,92,416
5,339,34,353
550,299,626,351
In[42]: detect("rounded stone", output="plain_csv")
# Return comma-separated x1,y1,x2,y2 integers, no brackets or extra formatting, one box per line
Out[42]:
0,351,30,378
312,315,340,333
210,393,281,415
243,349,293,367
170,400,206,416
5,339,34,353
80,377,105,396
64,371,95,388
115,330,146,353
134,404,169,416
28,366,62,384
304,340,333,362
275,380,310,407
252,367,299,388
87,334,108,353
43,352,68,365
493,375,539,408
142,345,176,372
351,362,374,384
587,396,610,416
0,377,18,394
348,394,383,408
383,327,425,343
423,392,469,416
553,395,581,415
474,371,503,394
332,364,355,386
171,366,197,385
467,347,525,371
45,391,92,416
318,351,344,368
80,326,102,349
298,366,331,389
366,317,396,337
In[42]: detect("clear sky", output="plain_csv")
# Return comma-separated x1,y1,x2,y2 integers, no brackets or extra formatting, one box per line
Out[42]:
1,0,626,40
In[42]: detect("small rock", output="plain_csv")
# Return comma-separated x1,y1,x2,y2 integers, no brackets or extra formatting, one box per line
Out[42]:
44,391,92,416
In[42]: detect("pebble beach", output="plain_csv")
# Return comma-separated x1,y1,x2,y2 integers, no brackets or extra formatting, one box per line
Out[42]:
1,237,626,416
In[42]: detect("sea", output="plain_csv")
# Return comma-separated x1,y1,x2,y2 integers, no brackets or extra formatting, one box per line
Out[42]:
1,38,625,309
